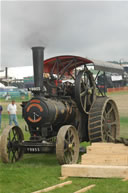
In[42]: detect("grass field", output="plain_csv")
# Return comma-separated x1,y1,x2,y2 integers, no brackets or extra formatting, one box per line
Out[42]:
0,92,128,193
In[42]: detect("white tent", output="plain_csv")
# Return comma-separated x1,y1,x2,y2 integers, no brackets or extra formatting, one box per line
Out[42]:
0,83,5,88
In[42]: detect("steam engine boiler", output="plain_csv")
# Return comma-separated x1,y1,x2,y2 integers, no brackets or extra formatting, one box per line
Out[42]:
0,47,122,164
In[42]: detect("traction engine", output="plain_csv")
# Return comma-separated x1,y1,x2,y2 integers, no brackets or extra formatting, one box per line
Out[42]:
0,47,124,164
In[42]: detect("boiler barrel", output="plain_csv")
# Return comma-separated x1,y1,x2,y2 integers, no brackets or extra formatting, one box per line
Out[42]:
23,97,76,127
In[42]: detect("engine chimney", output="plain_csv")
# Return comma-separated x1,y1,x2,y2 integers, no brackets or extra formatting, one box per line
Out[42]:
32,47,44,93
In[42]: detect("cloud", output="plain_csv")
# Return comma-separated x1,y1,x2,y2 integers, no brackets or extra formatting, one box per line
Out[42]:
1,1,128,70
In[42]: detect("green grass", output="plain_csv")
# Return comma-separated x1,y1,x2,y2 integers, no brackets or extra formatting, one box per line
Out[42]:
0,98,128,193
108,90,128,96
0,154,128,193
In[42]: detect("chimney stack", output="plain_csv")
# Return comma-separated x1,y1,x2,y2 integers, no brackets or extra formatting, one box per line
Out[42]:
31,47,44,93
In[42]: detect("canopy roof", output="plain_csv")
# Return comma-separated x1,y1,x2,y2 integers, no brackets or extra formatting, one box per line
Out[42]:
44,55,124,75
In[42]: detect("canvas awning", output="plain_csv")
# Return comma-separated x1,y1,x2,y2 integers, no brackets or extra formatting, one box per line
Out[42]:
92,59,124,74
44,55,124,75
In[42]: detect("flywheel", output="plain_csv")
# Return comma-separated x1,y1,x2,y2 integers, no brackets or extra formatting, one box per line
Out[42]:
88,97,120,142
75,70,96,114
56,125,79,165
0,125,24,163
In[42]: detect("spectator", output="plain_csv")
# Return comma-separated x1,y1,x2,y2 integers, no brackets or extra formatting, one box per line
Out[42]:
7,100,18,126
0,105,3,129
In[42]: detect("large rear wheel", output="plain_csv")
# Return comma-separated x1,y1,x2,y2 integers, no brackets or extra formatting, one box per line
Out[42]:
88,97,120,142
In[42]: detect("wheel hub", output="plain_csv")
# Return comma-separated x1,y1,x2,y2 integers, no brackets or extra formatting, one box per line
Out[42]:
68,143,73,149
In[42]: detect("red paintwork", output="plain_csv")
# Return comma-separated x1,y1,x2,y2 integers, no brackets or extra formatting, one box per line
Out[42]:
43,55,92,75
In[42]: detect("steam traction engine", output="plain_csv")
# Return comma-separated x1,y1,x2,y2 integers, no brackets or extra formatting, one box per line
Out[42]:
0,47,124,164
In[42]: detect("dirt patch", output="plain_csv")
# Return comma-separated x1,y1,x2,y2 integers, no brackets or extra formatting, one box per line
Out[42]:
110,93,128,117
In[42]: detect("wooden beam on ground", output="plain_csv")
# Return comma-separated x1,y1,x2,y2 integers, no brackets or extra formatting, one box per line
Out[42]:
91,143,125,147
122,178,128,182
61,164,128,178
73,184,96,193
87,145,128,154
81,154,128,166
32,181,72,193
59,176,68,180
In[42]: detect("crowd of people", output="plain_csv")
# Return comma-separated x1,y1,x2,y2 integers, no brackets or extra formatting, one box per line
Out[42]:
0,100,18,130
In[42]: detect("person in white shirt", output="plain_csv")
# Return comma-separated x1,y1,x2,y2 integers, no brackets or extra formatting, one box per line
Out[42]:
7,100,18,126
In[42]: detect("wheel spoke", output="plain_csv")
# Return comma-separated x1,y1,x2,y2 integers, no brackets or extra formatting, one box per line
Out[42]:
107,133,115,141
64,148,68,153
70,135,74,143
106,106,113,116
7,132,11,143
80,90,86,97
12,130,17,142
87,95,92,105
64,139,69,145
102,115,106,122
109,121,117,126
83,83,88,90
83,96,87,110
67,130,71,143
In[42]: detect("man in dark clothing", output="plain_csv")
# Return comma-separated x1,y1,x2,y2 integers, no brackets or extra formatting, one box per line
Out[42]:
0,105,3,129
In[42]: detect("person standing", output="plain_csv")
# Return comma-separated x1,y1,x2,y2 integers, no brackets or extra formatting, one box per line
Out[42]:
7,100,19,126
0,105,3,129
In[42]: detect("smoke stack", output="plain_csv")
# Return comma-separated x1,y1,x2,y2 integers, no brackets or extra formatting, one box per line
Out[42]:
5,67,8,79
32,47,44,92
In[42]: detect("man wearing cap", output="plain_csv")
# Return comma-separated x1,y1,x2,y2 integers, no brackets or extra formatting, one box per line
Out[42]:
7,100,19,126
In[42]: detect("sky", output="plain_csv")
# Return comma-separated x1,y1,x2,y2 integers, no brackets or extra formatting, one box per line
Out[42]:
1,0,128,78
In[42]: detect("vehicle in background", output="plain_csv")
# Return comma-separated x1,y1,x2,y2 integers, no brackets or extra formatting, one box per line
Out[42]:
0,86,28,100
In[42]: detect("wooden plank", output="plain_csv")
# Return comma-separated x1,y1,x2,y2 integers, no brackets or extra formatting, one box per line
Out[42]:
122,178,128,182
32,181,72,193
59,176,68,180
91,143,126,147
73,184,96,193
87,146,128,154
81,154,128,166
61,164,128,178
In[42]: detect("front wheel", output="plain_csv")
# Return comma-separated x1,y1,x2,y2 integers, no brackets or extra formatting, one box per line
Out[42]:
0,125,24,163
56,125,79,165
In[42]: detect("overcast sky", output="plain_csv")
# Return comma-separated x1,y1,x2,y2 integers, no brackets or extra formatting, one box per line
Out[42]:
1,0,128,72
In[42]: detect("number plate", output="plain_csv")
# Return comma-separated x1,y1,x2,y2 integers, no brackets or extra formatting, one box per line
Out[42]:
29,87,41,91
26,147,40,152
